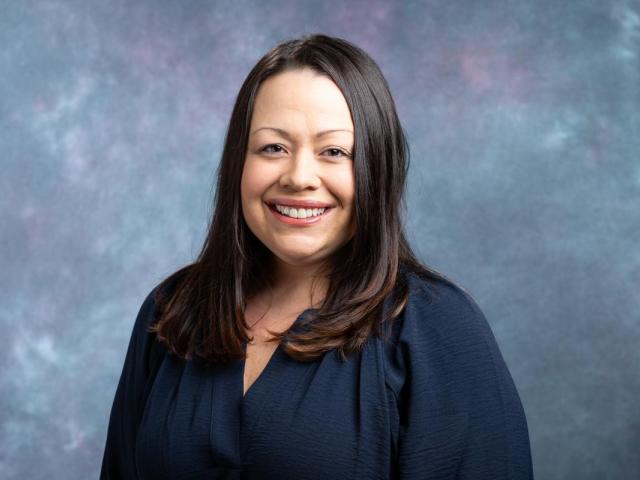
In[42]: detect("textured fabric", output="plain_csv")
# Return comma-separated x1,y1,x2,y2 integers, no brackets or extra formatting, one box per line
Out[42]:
100,271,534,479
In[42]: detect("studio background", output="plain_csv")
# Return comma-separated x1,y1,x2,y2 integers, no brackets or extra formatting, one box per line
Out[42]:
2,1,638,479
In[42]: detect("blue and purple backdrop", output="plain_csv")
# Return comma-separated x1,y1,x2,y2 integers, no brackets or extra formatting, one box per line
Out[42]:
1,1,639,479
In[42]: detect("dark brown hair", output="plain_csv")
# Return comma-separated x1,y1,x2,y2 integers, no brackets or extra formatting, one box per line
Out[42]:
149,33,449,364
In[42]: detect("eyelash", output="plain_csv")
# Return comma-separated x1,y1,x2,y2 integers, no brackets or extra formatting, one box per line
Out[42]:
260,144,351,158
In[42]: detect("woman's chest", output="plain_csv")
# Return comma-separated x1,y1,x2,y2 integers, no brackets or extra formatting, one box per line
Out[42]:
135,339,399,480
242,340,279,397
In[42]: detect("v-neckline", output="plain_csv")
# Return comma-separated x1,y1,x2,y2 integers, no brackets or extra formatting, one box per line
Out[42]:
240,307,316,402
241,342,282,399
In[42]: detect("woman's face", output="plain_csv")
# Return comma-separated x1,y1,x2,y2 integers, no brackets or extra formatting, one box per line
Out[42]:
241,67,356,272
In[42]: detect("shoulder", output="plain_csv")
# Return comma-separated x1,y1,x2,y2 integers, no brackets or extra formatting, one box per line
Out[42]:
131,266,191,339
384,270,533,476
393,270,494,352
384,269,512,399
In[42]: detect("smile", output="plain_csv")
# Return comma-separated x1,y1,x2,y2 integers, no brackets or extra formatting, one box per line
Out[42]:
266,202,333,225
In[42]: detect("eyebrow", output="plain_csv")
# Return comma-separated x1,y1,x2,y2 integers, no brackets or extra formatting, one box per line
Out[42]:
250,127,353,138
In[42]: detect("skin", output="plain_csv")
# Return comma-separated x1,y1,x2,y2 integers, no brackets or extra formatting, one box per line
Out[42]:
240,67,356,319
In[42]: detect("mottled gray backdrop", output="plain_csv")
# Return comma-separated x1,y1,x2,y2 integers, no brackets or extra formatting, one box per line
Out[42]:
1,0,638,478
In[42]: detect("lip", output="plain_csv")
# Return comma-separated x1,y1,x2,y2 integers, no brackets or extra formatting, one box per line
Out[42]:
266,202,333,225
265,197,335,208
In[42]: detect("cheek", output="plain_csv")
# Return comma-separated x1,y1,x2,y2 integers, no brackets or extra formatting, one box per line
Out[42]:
335,169,355,209
241,159,265,202
240,166,260,223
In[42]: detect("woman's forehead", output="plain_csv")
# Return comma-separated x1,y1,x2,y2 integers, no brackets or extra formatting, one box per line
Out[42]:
253,71,350,115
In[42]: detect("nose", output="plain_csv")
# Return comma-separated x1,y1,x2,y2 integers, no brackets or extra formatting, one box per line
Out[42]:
278,148,322,191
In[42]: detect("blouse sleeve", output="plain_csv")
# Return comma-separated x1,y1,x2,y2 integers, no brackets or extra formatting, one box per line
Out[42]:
100,286,160,480
386,277,534,479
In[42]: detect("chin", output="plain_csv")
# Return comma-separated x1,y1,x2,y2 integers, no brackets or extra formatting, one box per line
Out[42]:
275,249,326,263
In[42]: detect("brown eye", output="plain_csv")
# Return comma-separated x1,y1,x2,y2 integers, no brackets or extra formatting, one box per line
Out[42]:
261,144,286,154
324,148,350,158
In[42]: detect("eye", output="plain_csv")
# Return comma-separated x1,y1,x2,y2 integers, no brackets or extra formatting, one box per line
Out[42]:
324,148,351,158
260,144,287,154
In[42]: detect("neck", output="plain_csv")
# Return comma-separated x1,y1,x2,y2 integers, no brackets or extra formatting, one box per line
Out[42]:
266,256,330,309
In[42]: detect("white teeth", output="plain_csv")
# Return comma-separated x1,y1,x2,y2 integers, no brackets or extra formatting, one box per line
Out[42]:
274,204,326,218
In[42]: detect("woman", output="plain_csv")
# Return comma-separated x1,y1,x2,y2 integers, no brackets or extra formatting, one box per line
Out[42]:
100,34,534,479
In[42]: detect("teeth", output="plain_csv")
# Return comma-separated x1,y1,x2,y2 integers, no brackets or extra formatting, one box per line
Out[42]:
274,204,326,218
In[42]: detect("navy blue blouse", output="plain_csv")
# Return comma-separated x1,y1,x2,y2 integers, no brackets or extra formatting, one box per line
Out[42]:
100,271,533,479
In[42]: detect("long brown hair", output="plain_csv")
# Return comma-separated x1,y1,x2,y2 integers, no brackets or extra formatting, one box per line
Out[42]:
149,33,450,364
